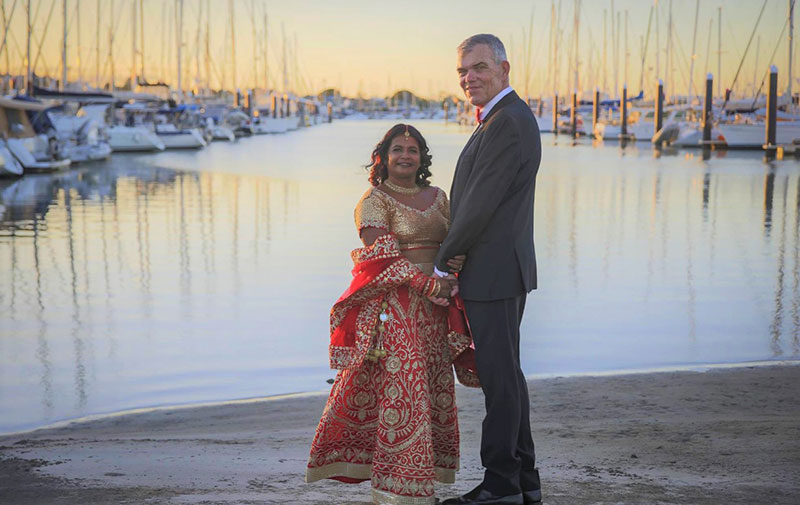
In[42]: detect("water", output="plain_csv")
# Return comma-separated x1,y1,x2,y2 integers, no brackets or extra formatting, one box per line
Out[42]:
1,120,798,434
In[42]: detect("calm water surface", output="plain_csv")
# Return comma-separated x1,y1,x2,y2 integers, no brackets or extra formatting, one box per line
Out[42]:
1,120,798,433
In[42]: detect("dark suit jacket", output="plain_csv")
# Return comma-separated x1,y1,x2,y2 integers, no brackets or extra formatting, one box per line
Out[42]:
435,90,541,301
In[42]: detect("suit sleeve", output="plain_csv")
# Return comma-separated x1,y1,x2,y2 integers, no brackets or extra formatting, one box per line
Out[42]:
435,114,521,271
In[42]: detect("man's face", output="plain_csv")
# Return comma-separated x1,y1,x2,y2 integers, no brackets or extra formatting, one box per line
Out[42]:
457,44,510,108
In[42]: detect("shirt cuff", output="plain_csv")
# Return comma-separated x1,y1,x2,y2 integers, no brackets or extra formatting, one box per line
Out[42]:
434,266,448,278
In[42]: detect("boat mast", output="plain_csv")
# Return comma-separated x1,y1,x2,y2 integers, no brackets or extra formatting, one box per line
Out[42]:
229,0,235,97
177,0,183,100
717,6,721,96
611,0,616,95
109,0,115,92
130,0,136,90
26,0,31,93
251,0,257,92
602,9,607,94
640,3,653,93
752,36,760,97
205,0,210,93
616,10,621,94
62,0,67,90
666,0,672,102
655,0,660,83
77,0,82,88
624,9,629,90
195,0,201,94
688,0,699,103
573,0,580,93
95,0,100,89
789,0,795,99
549,1,556,94
264,10,269,90
139,0,144,83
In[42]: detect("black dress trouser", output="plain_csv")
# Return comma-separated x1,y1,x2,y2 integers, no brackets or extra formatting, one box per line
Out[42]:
463,294,538,496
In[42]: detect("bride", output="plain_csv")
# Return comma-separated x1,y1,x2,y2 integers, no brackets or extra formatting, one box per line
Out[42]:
305,124,479,505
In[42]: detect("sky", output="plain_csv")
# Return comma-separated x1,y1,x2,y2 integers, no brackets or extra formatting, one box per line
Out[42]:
4,0,795,99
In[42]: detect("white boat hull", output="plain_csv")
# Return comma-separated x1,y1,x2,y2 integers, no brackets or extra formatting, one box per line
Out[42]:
211,126,236,141
158,128,207,149
6,137,71,172
63,142,113,163
717,122,800,149
253,116,289,134
109,126,166,152
594,121,656,141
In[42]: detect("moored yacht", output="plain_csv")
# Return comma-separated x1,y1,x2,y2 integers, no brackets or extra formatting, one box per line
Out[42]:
0,97,71,172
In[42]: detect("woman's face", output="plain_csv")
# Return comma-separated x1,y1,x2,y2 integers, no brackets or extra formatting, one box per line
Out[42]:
385,134,421,181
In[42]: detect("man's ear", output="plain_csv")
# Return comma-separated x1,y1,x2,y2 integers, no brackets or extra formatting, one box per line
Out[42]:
501,60,510,77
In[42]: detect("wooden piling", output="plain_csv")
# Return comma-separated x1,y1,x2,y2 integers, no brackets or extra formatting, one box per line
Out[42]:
765,65,778,151
552,94,559,134
571,92,578,138
703,73,713,143
621,85,628,137
655,79,664,134
272,95,277,118
593,88,600,134
327,102,333,123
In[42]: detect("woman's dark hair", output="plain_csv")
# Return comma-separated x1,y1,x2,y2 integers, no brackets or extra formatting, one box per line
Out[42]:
367,124,432,187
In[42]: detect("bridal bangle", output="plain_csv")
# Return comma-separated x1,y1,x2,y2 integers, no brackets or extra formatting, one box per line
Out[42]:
427,279,441,298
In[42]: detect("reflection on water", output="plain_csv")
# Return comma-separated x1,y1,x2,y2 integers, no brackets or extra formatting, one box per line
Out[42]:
1,121,799,433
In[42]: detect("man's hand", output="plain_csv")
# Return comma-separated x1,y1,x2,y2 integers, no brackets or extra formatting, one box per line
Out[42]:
446,254,467,273
444,274,459,297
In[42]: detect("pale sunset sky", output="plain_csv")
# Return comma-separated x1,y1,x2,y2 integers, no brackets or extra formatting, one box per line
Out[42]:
5,0,795,99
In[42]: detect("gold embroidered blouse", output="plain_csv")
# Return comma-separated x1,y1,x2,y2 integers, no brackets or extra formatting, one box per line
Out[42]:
355,186,449,275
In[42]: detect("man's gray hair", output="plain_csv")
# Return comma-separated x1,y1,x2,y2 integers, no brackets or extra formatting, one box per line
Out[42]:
457,34,507,64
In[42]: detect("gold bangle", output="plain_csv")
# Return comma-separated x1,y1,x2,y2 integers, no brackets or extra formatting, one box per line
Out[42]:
432,280,441,298
426,278,436,297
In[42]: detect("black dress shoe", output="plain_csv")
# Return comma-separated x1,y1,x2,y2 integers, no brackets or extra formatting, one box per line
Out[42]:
441,485,523,505
522,488,542,504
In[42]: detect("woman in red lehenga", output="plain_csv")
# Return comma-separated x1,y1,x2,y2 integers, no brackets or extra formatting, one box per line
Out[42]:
306,124,479,505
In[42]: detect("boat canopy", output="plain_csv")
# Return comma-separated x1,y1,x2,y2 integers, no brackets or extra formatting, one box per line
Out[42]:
0,103,37,138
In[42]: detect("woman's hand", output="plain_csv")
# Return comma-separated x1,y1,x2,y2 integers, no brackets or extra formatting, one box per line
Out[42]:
428,276,458,305
447,254,466,273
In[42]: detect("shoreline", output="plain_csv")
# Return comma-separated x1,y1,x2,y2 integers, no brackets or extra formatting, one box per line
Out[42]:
3,358,798,438
2,363,799,504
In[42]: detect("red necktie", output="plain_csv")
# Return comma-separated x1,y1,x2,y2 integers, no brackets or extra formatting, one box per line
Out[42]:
475,107,483,125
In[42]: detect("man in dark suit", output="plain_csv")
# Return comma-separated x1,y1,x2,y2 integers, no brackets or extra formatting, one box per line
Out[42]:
436,34,542,505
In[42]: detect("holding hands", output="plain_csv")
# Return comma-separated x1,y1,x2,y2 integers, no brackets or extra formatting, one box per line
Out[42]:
427,254,466,306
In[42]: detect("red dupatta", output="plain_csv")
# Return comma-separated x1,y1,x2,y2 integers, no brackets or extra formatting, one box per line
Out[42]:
329,233,479,387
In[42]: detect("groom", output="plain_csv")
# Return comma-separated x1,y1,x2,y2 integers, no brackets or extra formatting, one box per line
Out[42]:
435,34,542,505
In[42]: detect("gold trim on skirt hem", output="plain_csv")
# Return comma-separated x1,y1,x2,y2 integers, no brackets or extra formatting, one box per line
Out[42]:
305,462,371,483
372,488,436,505
306,463,456,487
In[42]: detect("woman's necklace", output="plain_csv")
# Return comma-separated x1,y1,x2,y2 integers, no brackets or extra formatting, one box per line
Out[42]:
385,180,421,195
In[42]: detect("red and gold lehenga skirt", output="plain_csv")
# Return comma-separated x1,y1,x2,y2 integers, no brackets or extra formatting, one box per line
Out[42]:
306,234,478,505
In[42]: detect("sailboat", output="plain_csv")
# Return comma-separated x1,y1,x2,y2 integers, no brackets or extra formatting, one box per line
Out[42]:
0,97,71,173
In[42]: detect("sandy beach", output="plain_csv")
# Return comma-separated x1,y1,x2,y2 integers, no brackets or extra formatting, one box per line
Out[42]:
1,363,799,505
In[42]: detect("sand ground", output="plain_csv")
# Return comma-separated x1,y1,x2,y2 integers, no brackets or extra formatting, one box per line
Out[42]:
1,364,799,505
